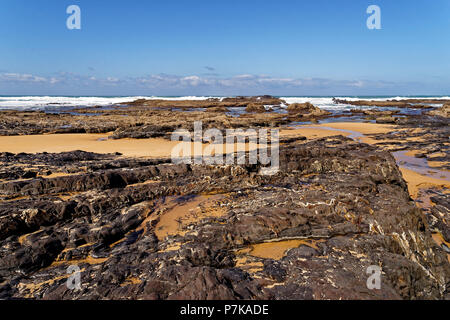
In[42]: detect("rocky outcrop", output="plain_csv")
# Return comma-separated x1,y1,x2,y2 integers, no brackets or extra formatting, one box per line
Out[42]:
332,98,448,109
287,102,330,117
0,96,449,300
0,137,448,300
0,97,292,138
376,116,398,124
245,103,267,113
426,104,450,118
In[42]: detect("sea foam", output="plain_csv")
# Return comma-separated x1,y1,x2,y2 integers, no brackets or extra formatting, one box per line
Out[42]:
0,96,448,111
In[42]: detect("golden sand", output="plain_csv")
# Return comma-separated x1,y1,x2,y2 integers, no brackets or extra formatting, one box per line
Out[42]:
0,122,397,159
154,194,226,240
404,150,420,157
313,122,396,135
312,122,396,144
0,133,179,158
426,152,449,171
56,192,81,201
49,256,109,268
399,168,450,199
428,161,449,169
280,122,397,145
237,239,322,260
280,127,352,140
159,243,182,252
0,124,446,200
284,123,449,201
427,152,447,159
0,133,266,159
125,180,160,188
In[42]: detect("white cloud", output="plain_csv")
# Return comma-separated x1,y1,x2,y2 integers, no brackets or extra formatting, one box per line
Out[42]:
0,73,47,83
106,77,119,82
0,71,407,95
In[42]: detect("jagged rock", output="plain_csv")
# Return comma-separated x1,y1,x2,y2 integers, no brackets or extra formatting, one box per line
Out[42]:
427,104,450,118
0,138,447,300
287,102,330,117
376,116,397,124
245,103,267,113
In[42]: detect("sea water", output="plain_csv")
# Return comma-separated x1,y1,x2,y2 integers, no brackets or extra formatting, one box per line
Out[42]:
0,95,448,114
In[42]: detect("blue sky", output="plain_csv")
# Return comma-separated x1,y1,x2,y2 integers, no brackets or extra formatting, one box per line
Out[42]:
0,0,449,96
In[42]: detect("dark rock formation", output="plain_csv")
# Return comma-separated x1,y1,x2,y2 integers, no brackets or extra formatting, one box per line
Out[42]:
0,137,448,300
0,96,449,300
287,102,326,115
376,116,398,124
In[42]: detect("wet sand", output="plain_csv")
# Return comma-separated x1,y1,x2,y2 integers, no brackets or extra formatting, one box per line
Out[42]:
287,123,449,199
0,133,266,159
0,124,387,158
398,168,449,199
0,133,179,158
280,127,352,140
297,122,397,144
237,239,322,260
393,151,450,181
312,122,396,135
155,194,226,240
0,123,394,157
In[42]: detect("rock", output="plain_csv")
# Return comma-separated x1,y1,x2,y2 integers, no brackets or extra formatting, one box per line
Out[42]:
376,116,397,124
427,104,450,118
0,96,448,301
245,103,267,113
287,102,330,117
287,102,315,113
0,138,447,300
208,106,229,113
333,98,447,108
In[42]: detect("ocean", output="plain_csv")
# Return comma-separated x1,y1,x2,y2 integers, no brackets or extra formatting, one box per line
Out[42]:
0,95,448,112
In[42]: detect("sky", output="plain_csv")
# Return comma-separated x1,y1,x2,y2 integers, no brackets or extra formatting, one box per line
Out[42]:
0,0,449,96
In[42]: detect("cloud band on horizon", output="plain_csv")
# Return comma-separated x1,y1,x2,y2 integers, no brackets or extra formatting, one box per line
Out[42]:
0,72,445,96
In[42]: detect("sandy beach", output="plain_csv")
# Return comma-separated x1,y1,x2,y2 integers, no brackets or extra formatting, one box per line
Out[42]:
0,133,178,158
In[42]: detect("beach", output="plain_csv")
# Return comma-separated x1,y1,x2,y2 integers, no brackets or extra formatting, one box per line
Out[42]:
1,120,446,202
0,96,449,299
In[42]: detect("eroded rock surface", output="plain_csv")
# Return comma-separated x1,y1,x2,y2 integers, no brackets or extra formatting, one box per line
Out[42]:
427,103,450,118
0,137,448,300
287,102,330,117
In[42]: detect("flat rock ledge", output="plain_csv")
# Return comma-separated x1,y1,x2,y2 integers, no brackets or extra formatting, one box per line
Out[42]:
0,136,448,300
